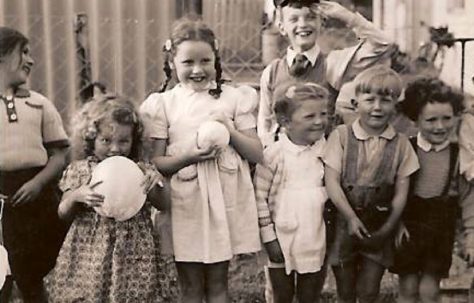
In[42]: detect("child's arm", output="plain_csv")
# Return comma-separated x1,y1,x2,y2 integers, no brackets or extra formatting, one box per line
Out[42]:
137,161,171,211
11,146,68,206
58,180,104,221
211,111,264,164
254,149,284,263
147,180,171,211
321,1,395,91
150,139,218,176
459,116,474,182
325,166,370,239
257,65,275,148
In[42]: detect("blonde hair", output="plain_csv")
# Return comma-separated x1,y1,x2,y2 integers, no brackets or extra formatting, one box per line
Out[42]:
273,81,328,123
70,95,143,161
354,65,403,100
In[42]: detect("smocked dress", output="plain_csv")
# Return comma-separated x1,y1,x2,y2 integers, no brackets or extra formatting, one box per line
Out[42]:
46,157,170,302
140,84,261,263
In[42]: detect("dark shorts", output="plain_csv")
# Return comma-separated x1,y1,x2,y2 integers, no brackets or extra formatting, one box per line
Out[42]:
390,196,458,278
328,213,394,268
0,168,68,288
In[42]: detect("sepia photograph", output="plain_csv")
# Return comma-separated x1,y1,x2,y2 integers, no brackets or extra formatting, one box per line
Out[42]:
0,0,473,302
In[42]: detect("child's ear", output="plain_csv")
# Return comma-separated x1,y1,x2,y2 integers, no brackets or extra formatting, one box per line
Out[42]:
168,61,174,70
277,19,287,37
278,115,290,127
350,98,358,109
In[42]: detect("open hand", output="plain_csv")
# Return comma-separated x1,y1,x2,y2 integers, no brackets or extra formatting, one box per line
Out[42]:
264,239,285,263
138,162,165,194
11,179,44,207
74,180,105,208
317,1,355,25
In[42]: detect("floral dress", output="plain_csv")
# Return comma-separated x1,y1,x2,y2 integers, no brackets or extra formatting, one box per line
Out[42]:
46,157,171,302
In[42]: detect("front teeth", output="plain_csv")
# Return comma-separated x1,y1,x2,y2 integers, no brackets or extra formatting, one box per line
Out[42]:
297,31,312,37
191,78,204,82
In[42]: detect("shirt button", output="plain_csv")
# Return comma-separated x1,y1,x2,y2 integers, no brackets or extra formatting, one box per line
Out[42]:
6,95,13,101
7,102,14,109
10,114,17,120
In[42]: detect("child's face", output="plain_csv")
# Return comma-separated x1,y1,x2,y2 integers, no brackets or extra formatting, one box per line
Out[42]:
463,96,474,115
0,43,34,88
285,99,328,145
172,40,216,91
356,93,396,133
278,6,319,52
94,122,133,161
418,102,455,145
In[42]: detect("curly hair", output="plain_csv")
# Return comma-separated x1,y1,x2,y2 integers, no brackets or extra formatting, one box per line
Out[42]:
400,77,463,121
273,81,328,124
70,95,144,161
159,17,223,98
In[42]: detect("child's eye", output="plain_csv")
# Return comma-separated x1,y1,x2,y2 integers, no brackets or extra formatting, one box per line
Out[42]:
100,138,110,144
182,60,193,65
202,58,212,64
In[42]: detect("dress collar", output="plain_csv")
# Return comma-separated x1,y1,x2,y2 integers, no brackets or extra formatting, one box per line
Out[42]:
417,133,450,152
286,44,320,67
352,118,397,141
280,133,326,156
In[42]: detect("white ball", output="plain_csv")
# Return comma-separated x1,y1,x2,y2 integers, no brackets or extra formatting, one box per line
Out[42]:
90,156,147,221
197,121,230,149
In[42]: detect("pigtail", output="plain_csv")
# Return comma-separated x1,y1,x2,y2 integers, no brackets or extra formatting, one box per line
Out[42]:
159,44,173,93
209,44,223,99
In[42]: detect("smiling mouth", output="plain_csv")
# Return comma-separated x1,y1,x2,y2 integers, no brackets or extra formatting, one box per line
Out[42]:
190,76,206,83
296,31,313,37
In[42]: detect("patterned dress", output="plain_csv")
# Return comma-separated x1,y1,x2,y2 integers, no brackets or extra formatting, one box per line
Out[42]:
46,157,171,302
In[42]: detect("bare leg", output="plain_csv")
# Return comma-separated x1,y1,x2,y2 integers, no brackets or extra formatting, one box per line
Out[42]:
205,261,230,303
268,267,295,303
176,262,205,303
397,274,420,303
296,270,325,303
419,273,440,303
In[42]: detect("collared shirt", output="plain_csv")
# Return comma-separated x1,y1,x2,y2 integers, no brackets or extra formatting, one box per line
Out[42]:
0,90,69,171
417,132,450,152
286,44,321,67
258,11,395,147
351,118,397,165
323,119,419,178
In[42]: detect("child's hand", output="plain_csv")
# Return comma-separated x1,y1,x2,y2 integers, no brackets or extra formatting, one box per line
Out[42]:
348,216,371,240
209,110,235,132
317,1,356,25
73,180,105,208
395,223,410,248
264,239,285,263
189,144,219,163
138,162,164,193
11,179,44,207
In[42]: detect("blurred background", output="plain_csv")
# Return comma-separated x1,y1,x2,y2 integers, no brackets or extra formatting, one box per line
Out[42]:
0,0,472,124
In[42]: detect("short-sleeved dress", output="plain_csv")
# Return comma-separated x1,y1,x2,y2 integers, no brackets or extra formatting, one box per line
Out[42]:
46,157,170,302
140,84,261,263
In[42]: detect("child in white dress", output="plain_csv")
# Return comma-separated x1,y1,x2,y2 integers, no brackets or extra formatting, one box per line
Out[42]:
254,82,329,303
140,18,262,302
